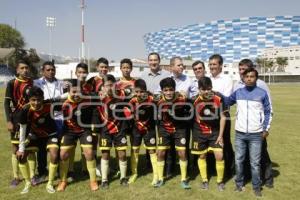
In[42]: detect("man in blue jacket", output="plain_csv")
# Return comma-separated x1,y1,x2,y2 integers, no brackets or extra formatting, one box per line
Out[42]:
226,68,272,197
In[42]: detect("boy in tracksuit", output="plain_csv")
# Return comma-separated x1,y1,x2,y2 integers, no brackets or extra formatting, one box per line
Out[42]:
225,68,272,197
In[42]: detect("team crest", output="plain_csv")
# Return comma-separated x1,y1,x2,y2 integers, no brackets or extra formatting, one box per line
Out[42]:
139,109,145,115
180,138,186,145
203,108,211,115
51,138,58,143
86,136,92,142
109,104,116,110
121,137,127,144
75,110,81,116
38,118,45,124
150,138,156,144
25,88,30,95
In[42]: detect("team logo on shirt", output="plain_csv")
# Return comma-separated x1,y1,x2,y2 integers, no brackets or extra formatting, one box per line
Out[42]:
121,137,127,144
150,138,156,144
25,88,30,95
75,110,81,116
203,108,211,116
86,135,93,142
167,109,174,116
51,138,58,143
139,109,145,115
110,104,116,110
38,118,45,124
180,138,186,145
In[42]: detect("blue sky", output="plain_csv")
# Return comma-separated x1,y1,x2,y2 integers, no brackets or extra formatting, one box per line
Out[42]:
1,0,299,60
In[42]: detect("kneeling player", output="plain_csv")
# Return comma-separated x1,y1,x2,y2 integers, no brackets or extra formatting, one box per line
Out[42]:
155,78,191,189
17,86,59,194
191,77,226,191
126,79,158,185
57,80,98,191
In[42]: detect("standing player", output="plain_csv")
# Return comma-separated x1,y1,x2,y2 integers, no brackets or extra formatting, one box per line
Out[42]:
4,60,37,187
17,86,59,194
93,75,128,188
57,80,98,191
87,57,109,93
126,79,158,185
191,77,226,191
116,58,135,96
155,77,192,189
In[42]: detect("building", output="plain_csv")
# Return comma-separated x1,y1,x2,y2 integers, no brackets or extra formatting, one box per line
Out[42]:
144,16,300,65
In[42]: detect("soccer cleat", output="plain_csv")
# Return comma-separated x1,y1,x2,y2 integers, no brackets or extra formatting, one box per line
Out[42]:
128,174,138,184
180,180,191,190
254,189,262,197
120,178,128,186
10,178,21,188
31,175,39,186
153,180,164,188
20,182,31,194
151,178,159,186
67,171,75,183
265,182,274,189
201,182,209,190
217,182,225,191
57,181,67,192
101,181,109,189
234,185,246,192
90,181,99,191
46,184,56,194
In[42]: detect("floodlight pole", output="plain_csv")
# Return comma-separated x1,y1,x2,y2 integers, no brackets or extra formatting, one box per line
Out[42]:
46,17,56,61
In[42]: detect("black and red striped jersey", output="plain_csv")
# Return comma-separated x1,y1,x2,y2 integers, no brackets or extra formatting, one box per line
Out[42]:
5,78,33,115
93,90,126,135
116,77,135,91
87,75,104,93
192,93,227,135
18,102,57,138
127,94,155,134
156,92,191,134
81,82,94,96
62,97,94,134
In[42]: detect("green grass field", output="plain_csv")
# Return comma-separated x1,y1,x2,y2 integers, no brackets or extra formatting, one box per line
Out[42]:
0,83,299,200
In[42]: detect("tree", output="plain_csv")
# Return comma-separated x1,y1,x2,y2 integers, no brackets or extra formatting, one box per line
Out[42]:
0,24,25,49
0,24,40,77
276,57,288,72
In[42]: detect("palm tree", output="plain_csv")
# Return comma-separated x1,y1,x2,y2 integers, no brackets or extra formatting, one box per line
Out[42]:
276,57,288,72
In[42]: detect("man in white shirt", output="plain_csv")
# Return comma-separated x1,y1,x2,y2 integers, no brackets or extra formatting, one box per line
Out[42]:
141,52,171,94
34,61,68,181
208,54,234,179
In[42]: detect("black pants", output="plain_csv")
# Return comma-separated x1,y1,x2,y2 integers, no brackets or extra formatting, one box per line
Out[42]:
261,138,273,185
37,139,48,176
223,118,235,179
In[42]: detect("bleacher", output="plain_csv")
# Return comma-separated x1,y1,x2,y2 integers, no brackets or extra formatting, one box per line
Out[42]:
0,64,14,86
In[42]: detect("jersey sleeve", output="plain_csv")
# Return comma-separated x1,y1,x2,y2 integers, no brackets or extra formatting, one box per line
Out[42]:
18,105,30,125
4,80,14,121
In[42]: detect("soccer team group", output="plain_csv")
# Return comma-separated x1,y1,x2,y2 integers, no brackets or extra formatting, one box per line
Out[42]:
4,52,273,197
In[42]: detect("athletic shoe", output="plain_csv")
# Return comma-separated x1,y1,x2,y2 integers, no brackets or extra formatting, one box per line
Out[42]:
180,180,191,190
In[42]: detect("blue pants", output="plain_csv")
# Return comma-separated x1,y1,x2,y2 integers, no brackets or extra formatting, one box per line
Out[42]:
235,131,263,190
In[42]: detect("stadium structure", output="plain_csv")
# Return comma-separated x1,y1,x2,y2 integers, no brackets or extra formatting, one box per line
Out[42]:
144,16,300,63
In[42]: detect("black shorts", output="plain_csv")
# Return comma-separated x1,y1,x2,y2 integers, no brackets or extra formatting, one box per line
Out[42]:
28,134,59,151
157,127,187,150
23,137,39,152
60,130,93,150
191,130,222,155
99,131,127,151
131,127,156,150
